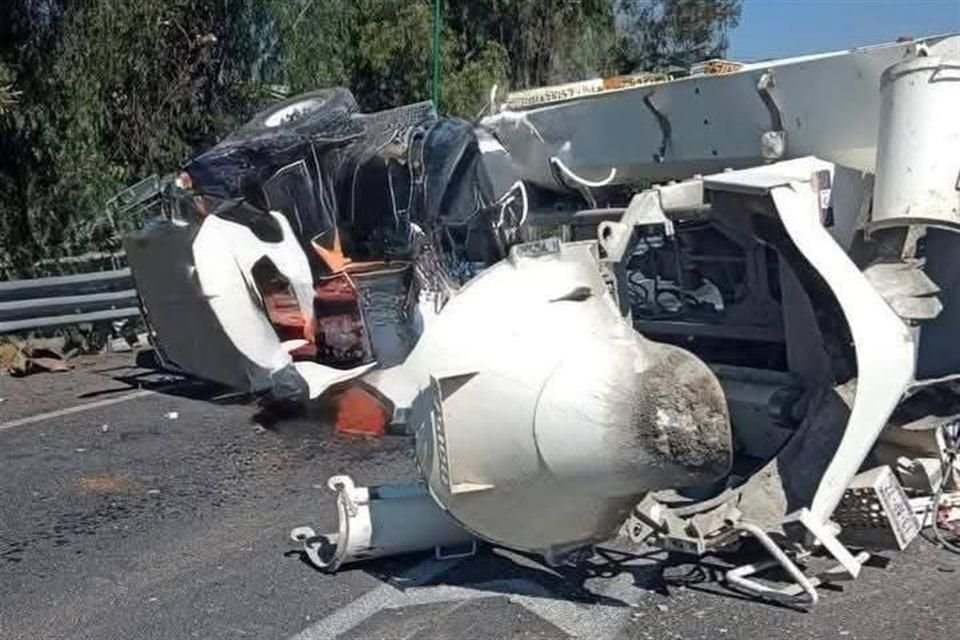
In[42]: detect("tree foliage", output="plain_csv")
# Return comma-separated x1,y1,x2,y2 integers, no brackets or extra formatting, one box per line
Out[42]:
444,0,625,90
0,0,741,277
618,0,741,70
0,0,267,273
267,0,511,116
0,64,18,115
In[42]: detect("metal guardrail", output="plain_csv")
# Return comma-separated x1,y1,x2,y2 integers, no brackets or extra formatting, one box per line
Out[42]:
0,268,140,333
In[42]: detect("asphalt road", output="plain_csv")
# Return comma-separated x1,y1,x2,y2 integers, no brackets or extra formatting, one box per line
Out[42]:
1,353,958,640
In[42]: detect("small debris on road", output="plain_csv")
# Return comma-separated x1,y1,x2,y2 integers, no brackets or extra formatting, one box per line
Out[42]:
75,447,87,453
107,337,132,353
78,474,129,494
100,424,110,433
656,604,669,613
147,489,161,495
2,337,77,376
164,411,179,420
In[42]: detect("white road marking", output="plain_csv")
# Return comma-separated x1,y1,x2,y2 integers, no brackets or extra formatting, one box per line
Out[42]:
288,557,468,640
0,389,156,432
290,557,647,640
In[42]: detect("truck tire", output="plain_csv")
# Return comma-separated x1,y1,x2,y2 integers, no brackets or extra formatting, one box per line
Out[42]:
230,88,360,140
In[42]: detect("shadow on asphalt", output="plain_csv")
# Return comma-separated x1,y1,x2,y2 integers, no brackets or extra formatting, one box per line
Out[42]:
82,349,251,405
78,371,238,403
76,350,893,615
280,536,846,612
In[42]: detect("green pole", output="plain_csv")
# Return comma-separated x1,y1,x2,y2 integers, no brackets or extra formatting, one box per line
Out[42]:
431,0,442,111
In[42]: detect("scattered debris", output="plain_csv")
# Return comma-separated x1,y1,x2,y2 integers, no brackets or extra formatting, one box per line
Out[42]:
0,342,17,370
836,466,920,550
914,492,960,529
0,336,76,376
107,337,133,353
104,319,137,353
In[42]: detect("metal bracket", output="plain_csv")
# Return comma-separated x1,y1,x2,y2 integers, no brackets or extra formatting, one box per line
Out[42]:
725,522,819,606
725,518,871,607
757,70,786,160
331,476,362,517
792,508,864,578
435,540,477,560
290,525,331,570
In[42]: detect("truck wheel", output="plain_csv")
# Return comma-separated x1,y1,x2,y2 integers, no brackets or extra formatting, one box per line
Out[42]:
231,88,360,139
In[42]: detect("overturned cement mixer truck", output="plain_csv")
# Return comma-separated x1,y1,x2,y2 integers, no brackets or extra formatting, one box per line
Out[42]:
121,34,960,606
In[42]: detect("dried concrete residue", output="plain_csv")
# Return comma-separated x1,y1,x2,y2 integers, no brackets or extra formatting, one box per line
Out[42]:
733,383,855,529
633,345,732,481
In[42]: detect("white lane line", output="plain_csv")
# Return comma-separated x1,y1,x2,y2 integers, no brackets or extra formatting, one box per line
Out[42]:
0,389,156,432
288,557,467,640
373,571,641,639
290,558,645,640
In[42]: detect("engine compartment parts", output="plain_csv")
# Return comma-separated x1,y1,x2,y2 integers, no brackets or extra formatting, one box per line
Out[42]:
126,90,503,402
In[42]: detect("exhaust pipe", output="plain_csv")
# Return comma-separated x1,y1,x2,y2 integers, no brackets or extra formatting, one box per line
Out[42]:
290,475,475,571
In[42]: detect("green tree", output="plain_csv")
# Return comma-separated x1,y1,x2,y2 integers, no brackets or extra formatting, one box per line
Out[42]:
263,0,354,95
0,64,18,115
0,0,62,274
445,0,625,91
617,0,742,71
268,0,511,116
0,0,742,277
0,0,269,274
